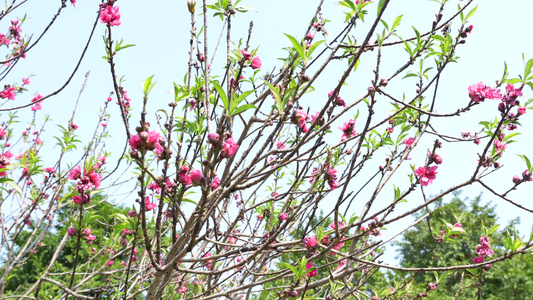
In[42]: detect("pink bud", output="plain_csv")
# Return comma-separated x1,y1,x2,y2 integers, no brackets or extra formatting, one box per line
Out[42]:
190,169,204,186
67,227,76,236
251,56,262,69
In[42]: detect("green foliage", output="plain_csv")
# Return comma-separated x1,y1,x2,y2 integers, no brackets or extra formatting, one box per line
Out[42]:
387,194,533,299
1,199,132,298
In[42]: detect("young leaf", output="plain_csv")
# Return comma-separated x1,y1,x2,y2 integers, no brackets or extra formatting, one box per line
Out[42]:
285,34,305,62
391,15,403,31
143,75,157,98
464,5,478,22
518,154,532,171
212,81,229,112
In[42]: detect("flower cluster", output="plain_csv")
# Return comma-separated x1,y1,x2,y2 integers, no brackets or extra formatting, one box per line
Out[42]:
129,128,165,156
240,49,261,69
328,90,347,107
0,151,13,177
30,94,43,111
0,86,17,101
291,107,310,133
310,164,340,190
467,82,502,103
339,119,356,141
414,165,438,187
472,235,494,267
513,169,532,184
147,177,177,194
438,222,463,243
69,157,105,205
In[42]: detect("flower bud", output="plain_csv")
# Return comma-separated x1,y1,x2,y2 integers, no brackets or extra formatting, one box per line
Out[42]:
187,0,196,13
67,227,76,236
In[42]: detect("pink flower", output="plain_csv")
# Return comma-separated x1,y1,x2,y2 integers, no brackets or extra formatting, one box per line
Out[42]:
70,122,78,130
339,119,356,141
70,0,76,6
0,86,16,100
145,197,157,211
44,167,56,173
304,236,318,248
326,165,340,190
330,236,345,254
414,166,438,186
106,260,114,266
336,97,347,107
129,130,164,155
221,137,239,158
468,82,502,102
99,5,121,26
31,103,42,111
279,212,288,221
189,169,204,186
257,214,263,220
402,137,415,146
305,262,317,277
22,78,30,85
178,285,187,294
329,221,346,230
72,195,84,205
178,165,192,185
336,259,347,270
518,107,527,115
305,31,315,41
505,83,523,98
240,49,252,60
69,165,82,180
128,211,136,218
494,140,507,152
292,108,309,133
251,56,262,69
276,141,286,150
512,175,520,184
83,228,91,236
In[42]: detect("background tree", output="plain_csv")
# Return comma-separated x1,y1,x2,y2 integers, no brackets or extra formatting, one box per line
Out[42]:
392,193,533,299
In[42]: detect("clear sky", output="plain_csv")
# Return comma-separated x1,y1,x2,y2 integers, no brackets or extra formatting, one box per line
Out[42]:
3,0,533,264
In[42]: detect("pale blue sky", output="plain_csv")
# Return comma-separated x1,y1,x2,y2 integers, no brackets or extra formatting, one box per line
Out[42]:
3,0,533,264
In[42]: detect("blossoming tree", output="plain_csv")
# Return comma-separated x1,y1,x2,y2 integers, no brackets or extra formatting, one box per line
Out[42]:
0,0,532,299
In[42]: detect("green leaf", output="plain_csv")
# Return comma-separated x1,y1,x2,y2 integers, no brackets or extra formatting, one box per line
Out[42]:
232,104,256,116
280,262,299,277
212,81,229,112
518,154,532,171
265,81,282,112
5,179,22,195
464,5,477,22
391,15,402,31
143,75,156,98
285,34,305,62
307,40,325,57
523,58,533,82
377,0,386,16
